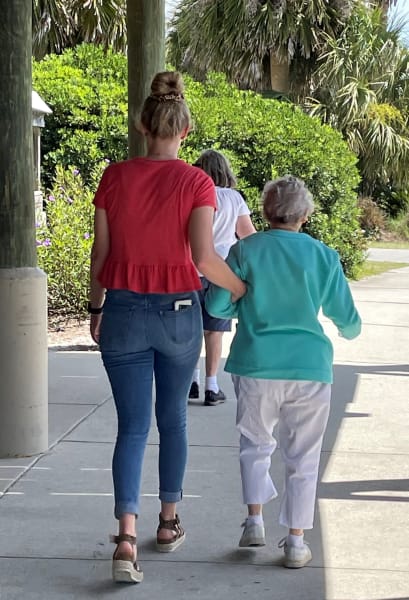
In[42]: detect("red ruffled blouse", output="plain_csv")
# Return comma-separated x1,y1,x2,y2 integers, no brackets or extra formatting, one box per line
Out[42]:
93,158,216,293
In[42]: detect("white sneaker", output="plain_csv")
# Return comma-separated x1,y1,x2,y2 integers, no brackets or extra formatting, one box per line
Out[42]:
278,537,312,568
239,519,266,547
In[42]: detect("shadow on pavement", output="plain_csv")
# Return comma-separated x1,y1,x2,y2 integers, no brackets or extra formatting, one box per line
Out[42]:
1,354,407,599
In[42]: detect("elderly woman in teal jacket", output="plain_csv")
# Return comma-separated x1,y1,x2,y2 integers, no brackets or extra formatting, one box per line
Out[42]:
206,176,361,569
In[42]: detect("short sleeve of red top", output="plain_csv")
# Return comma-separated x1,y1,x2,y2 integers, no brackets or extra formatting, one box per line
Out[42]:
93,157,216,293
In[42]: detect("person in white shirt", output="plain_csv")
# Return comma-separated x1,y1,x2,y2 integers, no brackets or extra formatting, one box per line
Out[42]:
189,150,256,406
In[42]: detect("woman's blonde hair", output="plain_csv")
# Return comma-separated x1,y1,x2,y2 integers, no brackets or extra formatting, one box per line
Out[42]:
194,149,237,188
262,176,314,225
140,71,191,139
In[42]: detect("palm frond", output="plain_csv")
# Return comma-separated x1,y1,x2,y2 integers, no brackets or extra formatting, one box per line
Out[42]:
32,0,127,59
167,0,348,91
307,2,409,191
32,0,73,59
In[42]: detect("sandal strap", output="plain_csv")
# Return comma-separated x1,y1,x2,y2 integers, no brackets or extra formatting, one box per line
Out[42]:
157,515,184,544
109,533,136,545
157,513,181,532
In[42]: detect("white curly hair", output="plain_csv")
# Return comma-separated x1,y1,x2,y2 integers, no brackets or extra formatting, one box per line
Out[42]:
262,175,314,225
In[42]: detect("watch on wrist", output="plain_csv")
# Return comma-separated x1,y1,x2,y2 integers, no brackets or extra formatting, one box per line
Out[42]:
87,302,103,315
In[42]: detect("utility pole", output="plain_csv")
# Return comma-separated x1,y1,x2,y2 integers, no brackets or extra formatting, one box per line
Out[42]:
0,0,48,456
127,0,165,157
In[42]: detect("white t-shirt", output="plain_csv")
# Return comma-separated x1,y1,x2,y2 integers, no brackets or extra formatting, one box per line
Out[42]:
213,187,251,259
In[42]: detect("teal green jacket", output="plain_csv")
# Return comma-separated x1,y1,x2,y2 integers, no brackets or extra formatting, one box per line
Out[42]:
205,229,361,383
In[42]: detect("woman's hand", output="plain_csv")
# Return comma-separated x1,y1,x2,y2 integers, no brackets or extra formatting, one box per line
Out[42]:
90,314,102,344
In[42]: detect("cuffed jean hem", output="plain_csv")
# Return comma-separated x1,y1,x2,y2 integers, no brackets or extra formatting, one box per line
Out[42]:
114,502,138,520
159,489,183,503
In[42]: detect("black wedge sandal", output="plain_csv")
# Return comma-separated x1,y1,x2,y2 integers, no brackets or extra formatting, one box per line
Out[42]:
156,513,186,553
110,533,143,583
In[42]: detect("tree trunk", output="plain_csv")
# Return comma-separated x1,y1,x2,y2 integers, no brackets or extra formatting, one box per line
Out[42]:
374,0,394,24
0,0,48,457
0,0,35,268
269,52,290,95
127,0,165,158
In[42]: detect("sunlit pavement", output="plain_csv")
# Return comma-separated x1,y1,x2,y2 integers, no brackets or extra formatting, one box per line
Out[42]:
366,247,409,263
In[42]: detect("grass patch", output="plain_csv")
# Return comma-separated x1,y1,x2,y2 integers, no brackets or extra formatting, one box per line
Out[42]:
354,261,409,279
369,240,409,249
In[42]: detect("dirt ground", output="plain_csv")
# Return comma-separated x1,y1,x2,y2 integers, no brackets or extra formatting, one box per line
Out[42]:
48,317,97,350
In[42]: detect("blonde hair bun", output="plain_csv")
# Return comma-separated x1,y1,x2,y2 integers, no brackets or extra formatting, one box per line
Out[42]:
140,70,191,138
151,71,184,97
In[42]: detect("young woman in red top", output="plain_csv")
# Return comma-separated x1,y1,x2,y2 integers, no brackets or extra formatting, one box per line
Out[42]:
88,71,245,584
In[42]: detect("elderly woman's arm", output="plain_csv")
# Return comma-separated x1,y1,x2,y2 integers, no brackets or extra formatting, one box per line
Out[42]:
205,243,243,319
322,256,361,339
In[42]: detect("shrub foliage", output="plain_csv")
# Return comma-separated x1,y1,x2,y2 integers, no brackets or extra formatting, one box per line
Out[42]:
36,164,105,316
34,45,366,315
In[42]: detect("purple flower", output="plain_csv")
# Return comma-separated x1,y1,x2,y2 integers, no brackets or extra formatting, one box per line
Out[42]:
48,195,55,202
35,222,41,228
66,197,73,204
83,232,90,239
36,240,42,246
73,168,80,176
43,238,51,247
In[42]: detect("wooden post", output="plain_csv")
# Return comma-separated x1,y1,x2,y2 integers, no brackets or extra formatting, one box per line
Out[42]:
127,0,165,158
0,0,48,457
0,0,35,268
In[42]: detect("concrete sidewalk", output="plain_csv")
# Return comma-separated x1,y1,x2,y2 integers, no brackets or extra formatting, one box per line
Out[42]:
1,266,408,600
366,247,409,263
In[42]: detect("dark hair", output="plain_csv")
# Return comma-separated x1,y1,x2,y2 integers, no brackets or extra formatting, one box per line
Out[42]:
140,71,191,138
194,149,237,188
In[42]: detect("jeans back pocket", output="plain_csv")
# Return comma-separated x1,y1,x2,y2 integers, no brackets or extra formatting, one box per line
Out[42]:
159,302,201,346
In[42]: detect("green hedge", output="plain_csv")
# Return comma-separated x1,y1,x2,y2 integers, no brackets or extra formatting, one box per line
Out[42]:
33,44,128,187
181,73,365,276
34,45,365,315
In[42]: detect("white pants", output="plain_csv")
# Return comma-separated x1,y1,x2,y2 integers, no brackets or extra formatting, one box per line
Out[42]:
233,376,331,530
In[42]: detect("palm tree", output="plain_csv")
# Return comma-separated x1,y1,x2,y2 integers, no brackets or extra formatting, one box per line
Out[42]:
32,0,72,58
167,0,352,94
307,4,409,193
32,0,127,60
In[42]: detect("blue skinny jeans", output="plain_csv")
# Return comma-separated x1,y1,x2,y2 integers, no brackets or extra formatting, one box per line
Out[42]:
99,289,202,519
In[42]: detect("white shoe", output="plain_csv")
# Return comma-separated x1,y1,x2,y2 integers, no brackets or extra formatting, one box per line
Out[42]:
239,519,266,547
278,537,312,568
